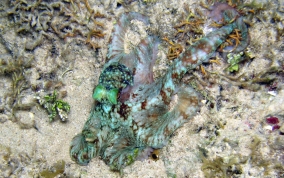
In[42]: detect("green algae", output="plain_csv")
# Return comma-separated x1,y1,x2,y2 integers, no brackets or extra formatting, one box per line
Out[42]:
37,90,70,122
226,52,244,72
40,160,66,178
201,154,247,178
0,55,35,122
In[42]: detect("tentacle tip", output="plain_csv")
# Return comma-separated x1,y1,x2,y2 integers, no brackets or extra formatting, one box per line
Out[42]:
209,3,239,23
70,134,95,166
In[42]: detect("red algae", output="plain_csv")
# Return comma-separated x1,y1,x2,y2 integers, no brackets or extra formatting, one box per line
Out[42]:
272,125,280,131
266,116,279,124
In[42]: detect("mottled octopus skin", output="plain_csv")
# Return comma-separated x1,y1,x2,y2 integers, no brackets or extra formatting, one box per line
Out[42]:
70,5,249,171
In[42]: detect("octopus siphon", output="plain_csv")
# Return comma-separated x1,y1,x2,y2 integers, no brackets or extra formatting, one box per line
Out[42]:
70,3,249,171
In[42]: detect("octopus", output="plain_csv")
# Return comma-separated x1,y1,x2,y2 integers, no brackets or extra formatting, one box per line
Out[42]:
70,3,249,171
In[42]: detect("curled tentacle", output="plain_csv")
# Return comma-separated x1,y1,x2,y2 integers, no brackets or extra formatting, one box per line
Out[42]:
132,84,201,147
209,3,240,23
102,129,142,171
209,3,249,52
107,12,159,88
234,17,249,52
107,12,151,70
70,134,96,165
95,12,159,104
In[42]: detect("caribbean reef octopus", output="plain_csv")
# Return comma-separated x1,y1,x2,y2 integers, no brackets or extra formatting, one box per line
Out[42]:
70,3,249,171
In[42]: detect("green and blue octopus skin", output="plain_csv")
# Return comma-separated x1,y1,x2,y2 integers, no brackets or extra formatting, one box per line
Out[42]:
70,3,249,171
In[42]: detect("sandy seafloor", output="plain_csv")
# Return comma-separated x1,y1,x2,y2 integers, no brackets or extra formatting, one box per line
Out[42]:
0,0,284,177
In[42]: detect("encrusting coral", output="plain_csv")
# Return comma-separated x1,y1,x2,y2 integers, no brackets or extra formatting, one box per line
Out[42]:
70,3,249,171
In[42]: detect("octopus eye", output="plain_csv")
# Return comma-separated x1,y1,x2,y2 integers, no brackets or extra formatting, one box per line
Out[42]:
150,149,160,161
151,153,159,160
